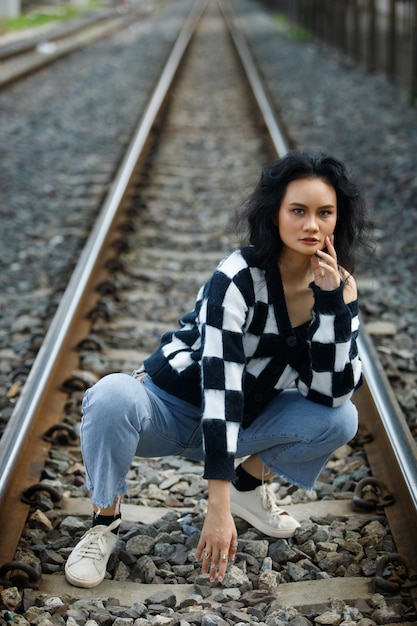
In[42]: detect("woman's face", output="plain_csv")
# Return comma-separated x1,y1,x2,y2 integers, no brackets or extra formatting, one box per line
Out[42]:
276,177,337,258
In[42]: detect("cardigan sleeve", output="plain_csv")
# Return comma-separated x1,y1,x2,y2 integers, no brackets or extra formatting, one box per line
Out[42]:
197,255,250,481
296,281,362,406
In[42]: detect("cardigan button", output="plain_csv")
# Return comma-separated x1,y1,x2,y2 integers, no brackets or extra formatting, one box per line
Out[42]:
286,336,297,347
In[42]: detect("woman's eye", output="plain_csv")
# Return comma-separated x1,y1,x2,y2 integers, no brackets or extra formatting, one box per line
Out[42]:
293,208,304,215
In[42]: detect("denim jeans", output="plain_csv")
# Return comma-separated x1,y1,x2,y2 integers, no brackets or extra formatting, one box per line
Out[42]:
80,372,358,509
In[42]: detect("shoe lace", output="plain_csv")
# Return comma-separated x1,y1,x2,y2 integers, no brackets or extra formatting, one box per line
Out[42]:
77,519,120,560
258,484,287,517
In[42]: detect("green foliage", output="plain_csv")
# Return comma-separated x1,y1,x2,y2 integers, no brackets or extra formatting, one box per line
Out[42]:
0,2,99,33
273,12,310,41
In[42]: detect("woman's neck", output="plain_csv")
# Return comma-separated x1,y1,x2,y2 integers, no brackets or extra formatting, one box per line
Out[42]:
278,255,315,328
278,254,314,287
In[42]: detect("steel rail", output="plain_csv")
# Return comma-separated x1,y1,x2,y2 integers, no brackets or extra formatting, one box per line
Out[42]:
354,328,417,599
358,328,417,509
218,0,290,158
0,0,207,509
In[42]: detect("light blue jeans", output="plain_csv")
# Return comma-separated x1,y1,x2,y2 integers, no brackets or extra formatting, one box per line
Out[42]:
80,372,358,509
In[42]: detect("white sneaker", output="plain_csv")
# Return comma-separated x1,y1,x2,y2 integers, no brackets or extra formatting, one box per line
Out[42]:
65,518,121,588
230,483,300,538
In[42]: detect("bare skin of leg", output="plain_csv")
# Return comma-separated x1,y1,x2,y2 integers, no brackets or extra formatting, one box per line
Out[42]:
91,455,273,516
241,454,276,481
93,505,117,515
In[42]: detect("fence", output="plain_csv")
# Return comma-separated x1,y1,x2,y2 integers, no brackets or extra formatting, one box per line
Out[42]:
260,0,417,105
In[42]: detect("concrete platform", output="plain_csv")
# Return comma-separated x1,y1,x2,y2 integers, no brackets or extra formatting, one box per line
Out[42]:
41,574,375,612
62,496,357,525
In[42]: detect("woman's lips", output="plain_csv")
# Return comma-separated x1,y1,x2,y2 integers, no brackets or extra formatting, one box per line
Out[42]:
300,238,320,245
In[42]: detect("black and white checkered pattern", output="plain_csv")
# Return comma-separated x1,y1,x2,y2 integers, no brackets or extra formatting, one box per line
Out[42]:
144,247,362,480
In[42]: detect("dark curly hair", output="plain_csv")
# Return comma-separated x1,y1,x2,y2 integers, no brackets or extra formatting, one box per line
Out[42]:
239,150,372,275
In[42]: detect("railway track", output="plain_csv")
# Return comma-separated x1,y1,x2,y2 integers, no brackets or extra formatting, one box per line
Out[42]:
0,4,145,89
0,0,417,621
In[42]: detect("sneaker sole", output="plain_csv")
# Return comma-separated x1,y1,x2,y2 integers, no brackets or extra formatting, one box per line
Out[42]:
64,565,106,589
230,500,299,538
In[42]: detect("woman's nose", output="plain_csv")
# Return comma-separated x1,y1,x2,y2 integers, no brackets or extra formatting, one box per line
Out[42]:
303,216,319,231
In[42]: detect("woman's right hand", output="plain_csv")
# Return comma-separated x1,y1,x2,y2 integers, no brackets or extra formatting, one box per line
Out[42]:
195,480,238,582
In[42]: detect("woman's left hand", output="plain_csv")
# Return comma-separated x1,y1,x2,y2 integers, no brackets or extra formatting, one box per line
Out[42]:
310,235,341,291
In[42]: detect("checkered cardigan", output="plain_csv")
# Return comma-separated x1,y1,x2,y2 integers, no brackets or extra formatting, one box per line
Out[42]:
144,247,362,481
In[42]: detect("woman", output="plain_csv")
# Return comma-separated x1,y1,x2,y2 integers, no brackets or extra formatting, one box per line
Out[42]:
65,150,370,589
